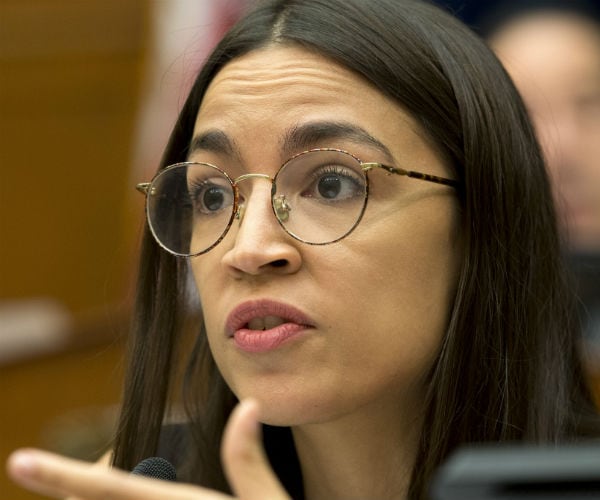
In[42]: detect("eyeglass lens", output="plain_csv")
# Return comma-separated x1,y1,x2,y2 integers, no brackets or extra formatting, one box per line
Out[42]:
145,150,369,256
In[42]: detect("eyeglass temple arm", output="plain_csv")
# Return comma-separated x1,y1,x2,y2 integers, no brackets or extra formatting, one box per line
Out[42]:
136,183,151,194
362,163,459,188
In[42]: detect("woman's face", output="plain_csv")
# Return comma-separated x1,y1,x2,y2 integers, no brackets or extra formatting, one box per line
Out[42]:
189,45,461,426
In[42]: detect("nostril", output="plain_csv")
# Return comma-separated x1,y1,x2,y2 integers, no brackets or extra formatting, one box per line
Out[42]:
271,259,288,268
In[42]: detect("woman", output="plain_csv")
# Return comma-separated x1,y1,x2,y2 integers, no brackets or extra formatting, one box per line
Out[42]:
8,0,599,498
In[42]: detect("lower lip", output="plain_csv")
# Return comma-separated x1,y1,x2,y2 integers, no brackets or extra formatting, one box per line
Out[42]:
233,323,309,353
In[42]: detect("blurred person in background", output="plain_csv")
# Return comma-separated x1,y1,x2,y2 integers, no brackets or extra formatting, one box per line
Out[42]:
481,0,600,357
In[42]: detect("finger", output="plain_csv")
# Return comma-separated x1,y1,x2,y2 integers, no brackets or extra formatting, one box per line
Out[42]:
7,448,231,500
221,399,290,500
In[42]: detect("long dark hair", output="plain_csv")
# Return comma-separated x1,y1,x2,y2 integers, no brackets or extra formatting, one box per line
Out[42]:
112,0,599,497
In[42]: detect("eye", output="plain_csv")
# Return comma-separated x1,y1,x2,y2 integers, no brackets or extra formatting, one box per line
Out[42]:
302,164,365,202
188,177,234,215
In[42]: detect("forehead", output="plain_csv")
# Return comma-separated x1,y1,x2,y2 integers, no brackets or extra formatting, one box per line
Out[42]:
200,44,386,112
193,44,430,160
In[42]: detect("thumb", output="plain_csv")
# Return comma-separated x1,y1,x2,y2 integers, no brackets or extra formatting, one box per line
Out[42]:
221,399,290,500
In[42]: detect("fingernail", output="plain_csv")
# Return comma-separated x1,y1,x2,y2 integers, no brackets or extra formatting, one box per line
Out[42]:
8,450,38,478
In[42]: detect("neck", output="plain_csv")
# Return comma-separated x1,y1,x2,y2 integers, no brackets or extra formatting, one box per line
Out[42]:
291,398,423,500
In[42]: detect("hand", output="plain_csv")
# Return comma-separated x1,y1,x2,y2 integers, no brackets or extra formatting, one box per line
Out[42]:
6,399,291,500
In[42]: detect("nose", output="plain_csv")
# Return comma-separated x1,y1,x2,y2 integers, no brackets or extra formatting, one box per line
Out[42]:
221,181,302,277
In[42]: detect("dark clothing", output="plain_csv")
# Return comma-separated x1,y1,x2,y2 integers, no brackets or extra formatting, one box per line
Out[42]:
571,253,600,347
157,423,304,499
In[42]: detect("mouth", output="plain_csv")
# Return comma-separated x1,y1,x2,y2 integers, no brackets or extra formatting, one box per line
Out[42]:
225,300,315,352
226,300,314,335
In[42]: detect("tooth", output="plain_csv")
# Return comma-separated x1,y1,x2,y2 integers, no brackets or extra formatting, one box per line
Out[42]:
247,316,286,331
248,318,265,330
264,316,285,329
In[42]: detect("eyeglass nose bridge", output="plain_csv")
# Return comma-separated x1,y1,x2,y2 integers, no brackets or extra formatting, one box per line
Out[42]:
231,172,276,221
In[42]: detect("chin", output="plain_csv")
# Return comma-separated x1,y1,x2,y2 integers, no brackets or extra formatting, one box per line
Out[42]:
233,383,337,427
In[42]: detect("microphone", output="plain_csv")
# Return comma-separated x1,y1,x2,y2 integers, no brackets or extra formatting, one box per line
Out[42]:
131,457,177,482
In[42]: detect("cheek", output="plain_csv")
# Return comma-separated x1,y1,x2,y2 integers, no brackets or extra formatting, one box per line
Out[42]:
346,203,461,313
319,206,461,370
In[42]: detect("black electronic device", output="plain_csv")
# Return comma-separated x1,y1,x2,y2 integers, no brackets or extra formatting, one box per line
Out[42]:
430,443,600,499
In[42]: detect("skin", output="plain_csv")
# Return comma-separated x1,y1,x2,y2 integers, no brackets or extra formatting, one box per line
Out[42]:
491,12,600,252
190,45,462,499
6,44,462,500
7,400,290,500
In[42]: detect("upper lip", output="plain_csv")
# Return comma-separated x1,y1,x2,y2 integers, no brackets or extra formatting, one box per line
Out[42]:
225,299,315,337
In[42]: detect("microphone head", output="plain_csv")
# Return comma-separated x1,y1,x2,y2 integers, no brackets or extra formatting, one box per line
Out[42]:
131,457,177,482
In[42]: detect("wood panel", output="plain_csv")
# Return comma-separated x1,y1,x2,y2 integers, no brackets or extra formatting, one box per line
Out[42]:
0,0,148,312
0,326,126,500
0,1,148,497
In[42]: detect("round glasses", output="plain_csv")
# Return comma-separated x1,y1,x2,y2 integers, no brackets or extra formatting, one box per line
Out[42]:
136,148,458,257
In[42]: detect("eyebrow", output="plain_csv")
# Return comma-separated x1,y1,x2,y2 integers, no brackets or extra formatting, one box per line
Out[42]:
188,120,395,163
281,121,395,163
189,129,236,157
